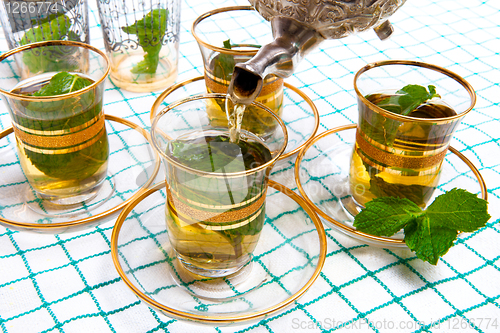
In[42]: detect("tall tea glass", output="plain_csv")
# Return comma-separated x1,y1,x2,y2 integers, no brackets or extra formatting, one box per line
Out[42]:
349,60,476,209
96,0,181,92
151,94,287,277
0,41,110,207
192,6,283,138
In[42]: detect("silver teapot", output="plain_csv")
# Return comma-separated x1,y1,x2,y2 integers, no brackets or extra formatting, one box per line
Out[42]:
228,0,406,105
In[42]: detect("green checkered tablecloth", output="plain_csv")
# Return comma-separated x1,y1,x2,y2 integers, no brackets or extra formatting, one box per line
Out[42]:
1,0,500,332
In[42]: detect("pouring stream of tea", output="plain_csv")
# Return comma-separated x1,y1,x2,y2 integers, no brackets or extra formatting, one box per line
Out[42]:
225,66,264,143
225,98,246,143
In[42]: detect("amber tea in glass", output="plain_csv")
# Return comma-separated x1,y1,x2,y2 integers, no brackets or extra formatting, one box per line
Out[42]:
151,94,287,278
192,6,284,138
349,60,475,209
0,41,111,207
204,47,283,135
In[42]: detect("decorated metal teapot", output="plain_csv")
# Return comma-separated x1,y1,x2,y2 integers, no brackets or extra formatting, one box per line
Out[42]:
228,0,407,105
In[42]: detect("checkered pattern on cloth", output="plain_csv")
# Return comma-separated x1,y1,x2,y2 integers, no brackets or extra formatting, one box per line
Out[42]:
1,0,499,332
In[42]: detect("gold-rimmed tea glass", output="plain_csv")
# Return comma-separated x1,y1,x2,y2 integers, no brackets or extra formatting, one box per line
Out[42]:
0,40,110,208
151,93,287,278
349,60,476,210
0,114,161,233
192,6,284,138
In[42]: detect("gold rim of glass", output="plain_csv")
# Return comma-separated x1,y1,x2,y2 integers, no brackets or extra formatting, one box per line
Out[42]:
150,93,288,178
0,40,111,101
110,179,327,324
150,76,320,160
354,60,477,123
295,124,488,246
0,115,160,231
191,6,262,56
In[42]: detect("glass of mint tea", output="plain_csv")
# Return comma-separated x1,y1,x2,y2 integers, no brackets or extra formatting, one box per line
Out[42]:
348,60,476,212
151,94,287,278
192,6,284,139
0,40,111,208
95,0,181,93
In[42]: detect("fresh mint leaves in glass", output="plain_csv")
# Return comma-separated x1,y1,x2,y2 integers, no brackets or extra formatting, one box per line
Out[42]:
0,0,89,52
349,60,476,210
192,6,284,138
151,94,287,278
0,41,110,208
96,0,181,92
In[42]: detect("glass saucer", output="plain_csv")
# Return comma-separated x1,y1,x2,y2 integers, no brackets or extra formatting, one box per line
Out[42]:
0,115,160,233
295,124,487,248
150,76,320,162
110,180,326,325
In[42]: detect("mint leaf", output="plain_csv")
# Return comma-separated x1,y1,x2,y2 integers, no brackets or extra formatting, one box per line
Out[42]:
20,15,71,45
122,9,169,74
362,84,441,149
426,188,490,232
404,216,458,265
353,197,422,236
169,135,271,173
20,15,79,73
26,72,93,114
33,72,92,96
376,84,441,116
369,176,428,207
353,189,489,265
26,135,109,181
213,39,236,81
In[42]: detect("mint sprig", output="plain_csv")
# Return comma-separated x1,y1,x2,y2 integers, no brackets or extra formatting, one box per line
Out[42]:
353,188,490,264
375,84,441,116
213,39,236,81
122,9,169,74
20,14,80,73
33,72,92,96
362,84,441,149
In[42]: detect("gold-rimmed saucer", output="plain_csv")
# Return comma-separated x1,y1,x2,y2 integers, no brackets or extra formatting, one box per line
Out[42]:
150,76,320,161
110,180,326,325
0,115,160,233
295,124,487,248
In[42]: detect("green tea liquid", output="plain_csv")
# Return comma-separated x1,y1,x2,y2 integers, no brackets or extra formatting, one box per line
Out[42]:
350,92,457,207
10,73,109,200
165,131,271,276
205,51,284,140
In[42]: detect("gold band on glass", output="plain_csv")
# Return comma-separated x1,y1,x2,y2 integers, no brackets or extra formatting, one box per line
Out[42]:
13,115,101,136
169,199,263,230
16,128,104,154
110,179,327,324
167,187,266,223
13,115,105,152
355,130,448,169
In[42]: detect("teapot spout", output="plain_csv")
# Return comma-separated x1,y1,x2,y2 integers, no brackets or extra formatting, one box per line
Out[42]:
228,17,324,105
